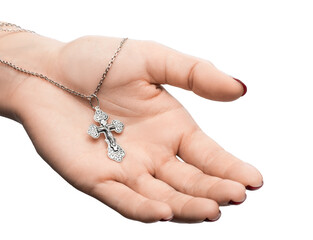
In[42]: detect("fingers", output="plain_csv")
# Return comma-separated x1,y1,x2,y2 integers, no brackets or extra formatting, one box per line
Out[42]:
90,180,172,223
155,157,246,205
127,173,220,223
178,129,263,189
144,41,246,101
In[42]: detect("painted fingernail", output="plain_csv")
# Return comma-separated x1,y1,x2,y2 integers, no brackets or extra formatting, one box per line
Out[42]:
229,194,247,205
204,210,221,222
160,215,174,222
246,181,264,191
233,78,247,96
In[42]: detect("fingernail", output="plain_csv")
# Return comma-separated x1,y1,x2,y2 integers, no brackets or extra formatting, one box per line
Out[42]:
246,181,264,191
160,215,174,222
204,210,221,222
233,78,247,96
229,194,247,205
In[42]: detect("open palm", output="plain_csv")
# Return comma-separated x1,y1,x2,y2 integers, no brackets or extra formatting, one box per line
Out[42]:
13,35,263,223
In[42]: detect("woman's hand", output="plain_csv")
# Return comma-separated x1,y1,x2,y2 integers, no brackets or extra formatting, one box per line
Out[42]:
1,33,263,223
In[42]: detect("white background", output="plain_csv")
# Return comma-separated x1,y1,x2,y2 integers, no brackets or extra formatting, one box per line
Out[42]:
1,0,312,239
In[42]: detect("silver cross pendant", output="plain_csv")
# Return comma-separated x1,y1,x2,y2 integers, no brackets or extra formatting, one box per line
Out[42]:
87,106,125,162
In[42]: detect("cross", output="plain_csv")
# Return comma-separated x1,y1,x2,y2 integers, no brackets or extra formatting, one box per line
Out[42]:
87,106,125,162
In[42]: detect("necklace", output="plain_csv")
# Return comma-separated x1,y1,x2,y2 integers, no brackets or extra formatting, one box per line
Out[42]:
0,21,128,162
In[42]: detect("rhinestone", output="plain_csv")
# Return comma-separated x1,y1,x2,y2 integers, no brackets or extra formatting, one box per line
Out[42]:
94,109,108,123
112,120,124,133
107,145,125,162
87,124,100,139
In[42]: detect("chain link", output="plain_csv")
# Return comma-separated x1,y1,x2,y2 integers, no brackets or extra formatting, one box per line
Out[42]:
0,22,36,33
0,21,128,101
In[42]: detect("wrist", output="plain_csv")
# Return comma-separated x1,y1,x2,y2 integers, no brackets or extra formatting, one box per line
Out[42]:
0,32,64,122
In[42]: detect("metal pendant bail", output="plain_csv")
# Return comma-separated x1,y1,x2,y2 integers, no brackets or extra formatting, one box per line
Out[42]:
89,94,100,109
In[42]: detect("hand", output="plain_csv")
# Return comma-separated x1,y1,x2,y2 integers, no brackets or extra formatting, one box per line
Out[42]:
5,34,263,223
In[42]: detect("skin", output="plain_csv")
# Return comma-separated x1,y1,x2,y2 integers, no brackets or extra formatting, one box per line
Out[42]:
0,32,263,223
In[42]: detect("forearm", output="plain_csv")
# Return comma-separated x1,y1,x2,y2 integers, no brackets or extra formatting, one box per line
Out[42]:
0,32,22,120
0,31,63,121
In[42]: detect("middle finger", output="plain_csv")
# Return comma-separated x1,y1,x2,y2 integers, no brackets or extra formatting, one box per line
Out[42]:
155,157,246,205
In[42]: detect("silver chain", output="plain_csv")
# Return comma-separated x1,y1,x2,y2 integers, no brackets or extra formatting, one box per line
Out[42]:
0,22,36,33
0,21,127,104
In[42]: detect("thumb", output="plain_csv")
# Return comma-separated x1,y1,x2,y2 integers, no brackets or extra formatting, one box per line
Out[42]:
144,41,246,101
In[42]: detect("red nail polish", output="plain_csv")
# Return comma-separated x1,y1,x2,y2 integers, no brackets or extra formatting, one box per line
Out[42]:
229,194,247,205
233,78,247,96
204,210,221,222
246,181,264,191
